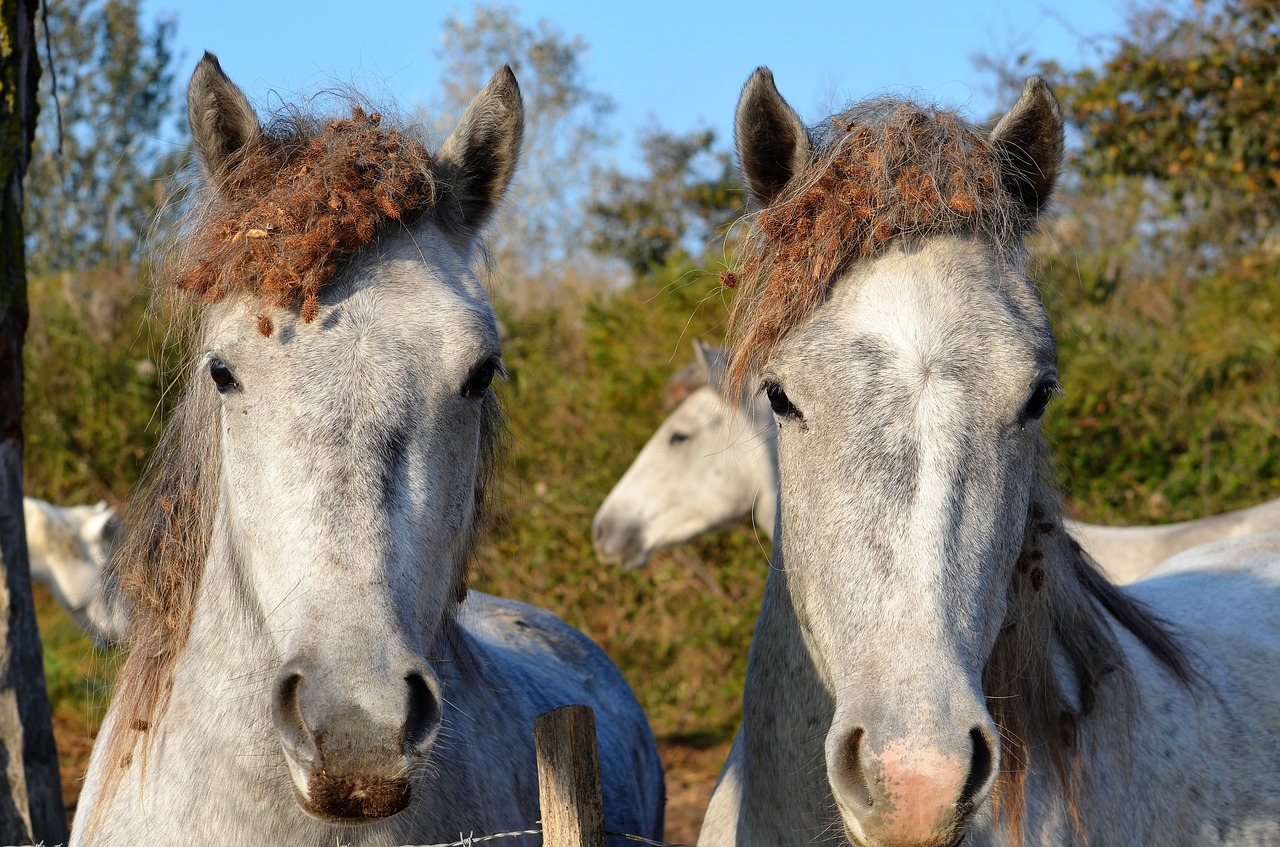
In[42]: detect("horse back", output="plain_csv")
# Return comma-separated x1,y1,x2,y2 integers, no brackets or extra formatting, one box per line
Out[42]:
456,592,666,841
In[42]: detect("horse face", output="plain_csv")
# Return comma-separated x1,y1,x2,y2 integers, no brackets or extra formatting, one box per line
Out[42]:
765,237,1056,846
187,55,521,822
593,386,768,568
203,223,500,819
732,70,1064,847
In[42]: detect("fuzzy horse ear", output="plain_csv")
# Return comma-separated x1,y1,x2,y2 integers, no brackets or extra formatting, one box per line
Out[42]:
734,67,811,206
989,76,1064,217
434,66,525,248
187,52,261,179
691,338,723,379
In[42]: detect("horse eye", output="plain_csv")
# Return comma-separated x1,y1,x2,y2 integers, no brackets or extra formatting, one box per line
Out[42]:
209,359,239,393
461,356,502,398
669,431,691,446
1021,378,1059,425
763,380,803,420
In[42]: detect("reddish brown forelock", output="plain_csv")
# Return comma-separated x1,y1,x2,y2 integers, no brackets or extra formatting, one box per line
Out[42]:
172,106,436,326
724,99,1034,399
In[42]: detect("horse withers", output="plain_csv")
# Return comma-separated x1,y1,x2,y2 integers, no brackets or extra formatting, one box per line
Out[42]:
698,68,1280,847
72,55,662,846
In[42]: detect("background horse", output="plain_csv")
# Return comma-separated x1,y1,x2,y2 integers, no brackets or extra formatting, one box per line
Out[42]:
593,343,1280,583
23,496,126,646
72,54,663,846
699,68,1280,847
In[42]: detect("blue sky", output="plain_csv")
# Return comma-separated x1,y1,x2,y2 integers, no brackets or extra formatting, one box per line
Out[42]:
141,0,1130,169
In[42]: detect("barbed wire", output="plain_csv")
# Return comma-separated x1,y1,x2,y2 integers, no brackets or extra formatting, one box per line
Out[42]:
394,828,543,847
606,830,696,847
388,825,695,847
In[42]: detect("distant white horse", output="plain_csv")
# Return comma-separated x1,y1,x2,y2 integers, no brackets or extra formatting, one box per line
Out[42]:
23,496,127,647
699,69,1280,847
594,340,1280,584
71,54,663,846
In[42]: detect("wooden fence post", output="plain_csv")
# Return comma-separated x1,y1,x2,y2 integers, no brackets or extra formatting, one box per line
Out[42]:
535,705,606,847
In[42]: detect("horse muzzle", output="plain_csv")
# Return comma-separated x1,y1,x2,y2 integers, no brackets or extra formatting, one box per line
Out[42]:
271,653,442,821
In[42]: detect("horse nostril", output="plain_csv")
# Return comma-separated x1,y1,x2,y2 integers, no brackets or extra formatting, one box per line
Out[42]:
272,669,317,766
402,671,441,756
593,516,610,544
958,726,996,814
837,728,874,810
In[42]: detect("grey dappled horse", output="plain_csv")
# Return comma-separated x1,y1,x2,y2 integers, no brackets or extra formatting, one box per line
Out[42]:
72,54,663,846
698,69,1280,847
593,341,1280,584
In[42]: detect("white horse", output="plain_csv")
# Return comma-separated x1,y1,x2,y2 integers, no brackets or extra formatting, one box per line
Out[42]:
593,340,777,570
23,496,128,647
72,54,663,846
699,68,1280,847
593,342,1280,584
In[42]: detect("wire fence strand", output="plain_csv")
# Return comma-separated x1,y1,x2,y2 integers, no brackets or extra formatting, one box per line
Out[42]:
385,826,696,847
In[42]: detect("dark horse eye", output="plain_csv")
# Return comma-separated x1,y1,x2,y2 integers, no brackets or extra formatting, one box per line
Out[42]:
669,431,691,446
1021,378,1059,425
461,356,502,398
209,359,239,393
763,380,803,420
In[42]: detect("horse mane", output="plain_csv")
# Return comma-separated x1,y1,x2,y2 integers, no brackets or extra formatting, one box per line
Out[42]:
723,97,1037,400
167,103,437,335
88,96,503,833
984,441,1196,844
89,360,220,834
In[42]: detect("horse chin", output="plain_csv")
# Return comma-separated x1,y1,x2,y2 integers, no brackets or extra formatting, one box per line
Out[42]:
840,824,968,847
836,801,968,847
292,772,413,823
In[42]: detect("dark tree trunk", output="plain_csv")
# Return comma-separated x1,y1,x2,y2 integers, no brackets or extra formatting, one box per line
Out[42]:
0,0,69,842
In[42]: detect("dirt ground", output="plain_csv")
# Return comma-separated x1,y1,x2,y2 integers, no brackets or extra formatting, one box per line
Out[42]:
658,740,731,844
54,719,730,842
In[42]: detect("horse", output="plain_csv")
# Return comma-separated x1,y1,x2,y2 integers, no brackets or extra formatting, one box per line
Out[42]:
23,496,127,647
71,53,664,846
593,342,1280,584
698,68,1280,847
592,339,777,570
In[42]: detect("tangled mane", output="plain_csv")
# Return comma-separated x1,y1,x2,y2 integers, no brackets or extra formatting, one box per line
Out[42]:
723,98,1038,398
167,104,437,334
983,442,1196,844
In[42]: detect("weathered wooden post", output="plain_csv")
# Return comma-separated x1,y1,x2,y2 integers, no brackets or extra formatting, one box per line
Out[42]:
534,705,606,847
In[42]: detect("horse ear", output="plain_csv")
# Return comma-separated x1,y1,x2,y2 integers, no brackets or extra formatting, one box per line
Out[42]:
187,52,261,179
81,507,119,547
692,338,722,378
988,76,1064,217
434,65,525,246
734,67,811,206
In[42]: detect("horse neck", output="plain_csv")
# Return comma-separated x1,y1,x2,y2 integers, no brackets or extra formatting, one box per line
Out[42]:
732,549,839,836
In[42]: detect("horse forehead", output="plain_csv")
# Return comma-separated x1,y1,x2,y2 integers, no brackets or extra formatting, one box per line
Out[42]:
818,240,1051,380
671,388,728,429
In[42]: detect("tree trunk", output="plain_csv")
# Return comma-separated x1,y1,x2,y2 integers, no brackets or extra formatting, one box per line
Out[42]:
0,0,69,843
